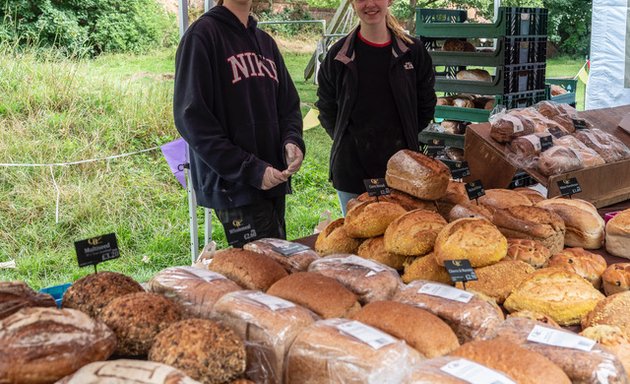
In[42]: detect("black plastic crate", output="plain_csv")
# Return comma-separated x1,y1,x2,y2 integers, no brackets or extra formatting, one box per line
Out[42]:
504,36,547,65
504,7,548,36
504,63,546,93
498,89,547,110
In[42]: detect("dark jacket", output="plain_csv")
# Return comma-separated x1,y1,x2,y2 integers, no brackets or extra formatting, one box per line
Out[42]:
316,28,436,183
173,6,304,209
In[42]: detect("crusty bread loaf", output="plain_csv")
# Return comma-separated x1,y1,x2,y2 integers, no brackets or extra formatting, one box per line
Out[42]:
356,189,437,212
402,356,515,384
513,187,546,204
448,202,493,222
357,236,407,270
548,248,607,289
383,209,447,256
148,266,241,318
535,198,605,249
344,201,407,238
213,290,318,384
394,280,504,343
606,209,630,259
580,325,630,381
455,260,535,304
435,181,468,220
0,281,56,320
308,255,401,304
490,112,536,143
442,39,475,52
450,339,571,384
434,218,508,268
582,291,630,339
267,272,360,319
505,238,551,269
385,149,450,200
603,263,630,296
402,253,452,285
351,301,459,358
477,189,532,214
314,218,362,256
57,359,201,384
285,318,423,383
208,248,288,291
62,271,144,318
243,238,319,272
492,205,566,254
504,268,605,326
100,292,183,356
149,318,246,384
0,307,116,384
456,69,491,82
507,310,560,328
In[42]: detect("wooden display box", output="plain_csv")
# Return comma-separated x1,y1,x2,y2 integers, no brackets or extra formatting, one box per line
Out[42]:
464,105,630,208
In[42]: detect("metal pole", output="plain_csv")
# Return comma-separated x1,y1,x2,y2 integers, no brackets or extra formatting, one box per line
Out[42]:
205,0,213,12
178,0,189,37
494,0,501,22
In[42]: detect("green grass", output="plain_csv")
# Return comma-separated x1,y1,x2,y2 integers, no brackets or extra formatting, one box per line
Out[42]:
0,44,583,290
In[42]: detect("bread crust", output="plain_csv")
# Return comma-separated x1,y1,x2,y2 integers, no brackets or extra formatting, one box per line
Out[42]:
385,149,450,200
548,248,607,289
56,359,201,384
455,260,535,304
209,248,288,291
383,209,447,256
582,291,630,339
0,281,56,320
357,236,407,270
477,189,532,214
356,189,437,212
314,218,362,256
535,198,605,249
505,238,551,269
344,201,406,238
606,209,630,259
602,263,630,296
401,253,452,285
243,238,320,272
492,205,566,254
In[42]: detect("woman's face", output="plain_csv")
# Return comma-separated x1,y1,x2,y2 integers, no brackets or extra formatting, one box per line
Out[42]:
352,0,390,27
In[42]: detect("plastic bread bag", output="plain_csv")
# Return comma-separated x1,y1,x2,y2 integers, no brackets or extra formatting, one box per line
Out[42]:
553,135,606,167
284,318,423,384
482,317,628,384
536,145,584,176
535,101,591,133
517,107,568,134
402,356,517,384
392,280,504,344
574,128,630,163
489,108,536,143
307,254,403,304
147,266,241,318
212,290,319,384
243,238,320,273
57,359,202,384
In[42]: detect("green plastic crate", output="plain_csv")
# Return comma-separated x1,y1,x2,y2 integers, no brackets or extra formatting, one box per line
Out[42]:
434,105,492,122
418,130,465,149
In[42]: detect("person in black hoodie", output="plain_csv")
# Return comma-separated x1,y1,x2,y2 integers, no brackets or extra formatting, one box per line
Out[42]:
316,0,436,216
174,0,305,246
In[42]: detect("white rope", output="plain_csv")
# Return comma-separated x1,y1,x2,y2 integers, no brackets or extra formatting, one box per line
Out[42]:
0,145,161,167
49,165,60,224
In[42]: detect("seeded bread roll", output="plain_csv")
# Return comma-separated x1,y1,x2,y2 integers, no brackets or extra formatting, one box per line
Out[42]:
603,263,630,296
0,307,116,384
402,253,452,285
0,281,56,320
580,325,630,381
505,238,551,268
535,198,605,249
448,202,493,222
208,248,288,291
62,271,144,318
149,319,246,384
243,238,320,272
344,201,407,238
357,236,407,270
606,209,630,259
492,205,566,254
582,291,630,339
385,149,450,200
357,189,437,212
314,218,362,256
57,360,201,384
383,209,447,256
477,189,532,214
548,248,607,289
455,260,535,304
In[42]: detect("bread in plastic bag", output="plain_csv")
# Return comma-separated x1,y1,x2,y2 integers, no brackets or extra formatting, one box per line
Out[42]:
536,145,584,176
401,356,517,384
56,359,202,384
243,238,319,273
574,128,630,163
490,109,536,143
554,135,606,167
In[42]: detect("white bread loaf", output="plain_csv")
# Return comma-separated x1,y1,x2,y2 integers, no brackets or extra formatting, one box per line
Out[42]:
535,198,605,249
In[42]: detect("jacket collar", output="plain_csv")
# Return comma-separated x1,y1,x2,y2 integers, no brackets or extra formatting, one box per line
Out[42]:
334,26,411,64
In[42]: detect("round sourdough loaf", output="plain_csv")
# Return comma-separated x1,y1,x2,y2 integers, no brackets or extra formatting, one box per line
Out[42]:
548,248,607,289
357,189,437,212
606,209,630,259
57,359,201,384
243,238,320,272
148,266,241,318
149,319,246,384
385,149,450,200
357,236,407,270
582,291,630,339
448,202,493,222
454,260,535,304
0,281,56,320
504,238,551,269
343,201,407,238
477,189,532,214
208,248,287,291
62,271,144,318
100,292,183,356
314,218,362,256
401,253,452,285
535,198,605,249
0,307,116,384
603,263,630,296
383,209,447,256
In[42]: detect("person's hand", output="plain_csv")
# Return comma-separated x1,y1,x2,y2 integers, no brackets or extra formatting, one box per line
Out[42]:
261,166,288,190
283,143,303,177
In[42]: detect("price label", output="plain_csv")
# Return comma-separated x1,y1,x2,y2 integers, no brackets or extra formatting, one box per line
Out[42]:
440,359,516,384
444,259,478,284
557,177,582,197
423,139,445,157
363,178,391,197
572,118,588,130
74,233,120,268
448,161,471,179
337,320,397,350
417,283,474,303
540,135,554,151
465,180,486,200
527,325,596,351
548,127,566,138
271,243,311,256
224,215,257,246
245,291,295,311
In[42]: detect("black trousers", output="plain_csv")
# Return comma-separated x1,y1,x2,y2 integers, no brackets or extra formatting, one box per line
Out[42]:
215,195,286,248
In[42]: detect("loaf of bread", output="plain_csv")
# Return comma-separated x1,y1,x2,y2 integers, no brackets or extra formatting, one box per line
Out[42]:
149,318,246,384
267,272,360,319
440,120,466,135
148,266,241,318
492,205,566,254
62,271,144,318
582,291,630,339
537,145,584,176
243,238,319,272
554,135,606,168
213,290,318,384
456,69,491,82
575,128,630,163
510,133,548,157
442,39,476,52
436,97,452,106
603,263,630,296
285,318,423,383
314,218,362,256
606,209,630,259
490,112,536,143
505,238,551,269
402,253,452,285
580,325,630,381
454,260,535,304
535,198,605,249
393,280,504,343
308,254,402,304
385,149,450,200
357,236,407,270
507,310,560,328
383,209,447,256
513,187,546,204
535,101,579,133
477,189,532,215
448,202,493,222
0,281,56,320
100,292,183,356
57,360,202,384
356,189,437,212
0,307,116,384
548,248,607,289
453,98,475,108
208,248,288,291
344,201,407,238
436,181,468,219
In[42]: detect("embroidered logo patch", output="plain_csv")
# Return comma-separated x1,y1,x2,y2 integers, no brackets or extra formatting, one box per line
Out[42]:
404,62,414,70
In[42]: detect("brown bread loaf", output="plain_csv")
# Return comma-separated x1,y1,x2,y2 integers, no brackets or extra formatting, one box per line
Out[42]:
490,112,536,143
454,260,535,304
456,69,491,81
208,248,288,291
606,209,630,259
575,128,630,163
554,135,606,167
357,236,407,270
0,281,56,320
581,325,630,381
504,238,551,269
356,189,438,212
582,291,630,339
385,149,450,200
548,248,607,289
402,356,516,383
243,238,320,272
314,218,362,256
507,310,560,328
448,202,493,222
537,145,584,176
436,181,468,219
492,205,566,254
343,201,407,238
383,209,447,256
535,198,605,249
602,263,630,296
513,187,546,204
402,253,452,285
56,360,201,384
477,189,532,215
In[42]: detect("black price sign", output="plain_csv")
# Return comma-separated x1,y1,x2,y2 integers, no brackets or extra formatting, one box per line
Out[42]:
448,161,471,179
423,139,445,157
540,135,554,151
572,118,588,130
465,180,486,200
74,233,120,268
548,127,566,138
271,243,311,256
363,178,391,197
444,259,478,284
225,215,257,246
557,177,582,197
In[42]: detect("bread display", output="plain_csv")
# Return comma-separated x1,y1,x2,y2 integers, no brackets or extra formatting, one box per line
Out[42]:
383,209,447,256
602,263,630,296
537,145,584,176
504,268,605,326
402,253,452,285
357,236,407,270
456,69,491,82
356,189,437,212
351,301,459,358
394,280,504,343
243,238,319,272
513,187,546,204
582,291,630,339
213,290,318,384
285,318,422,383
308,254,401,304
62,271,144,318
492,205,566,254
434,218,508,268
454,260,535,304
100,292,183,356
385,149,450,200
505,238,551,268
448,202,493,222
149,318,246,384
57,359,202,384
314,218,362,256
535,198,605,249
490,111,536,143
507,310,560,328
148,266,241,318
208,248,288,291
477,189,532,214
0,307,116,384
548,248,607,289
267,272,360,319
575,128,630,163
606,209,630,259
580,325,630,381
0,281,56,320
343,201,406,238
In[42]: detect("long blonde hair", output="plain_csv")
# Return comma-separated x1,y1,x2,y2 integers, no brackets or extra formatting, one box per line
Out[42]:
386,13,413,45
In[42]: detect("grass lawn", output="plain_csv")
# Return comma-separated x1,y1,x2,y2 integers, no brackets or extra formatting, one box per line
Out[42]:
0,43,586,289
